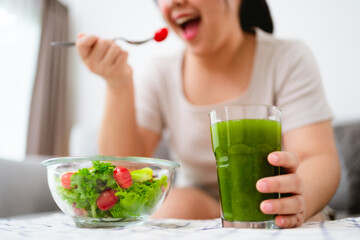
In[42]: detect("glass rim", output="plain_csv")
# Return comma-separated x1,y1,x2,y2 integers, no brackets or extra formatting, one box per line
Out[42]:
41,156,180,169
209,104,281,116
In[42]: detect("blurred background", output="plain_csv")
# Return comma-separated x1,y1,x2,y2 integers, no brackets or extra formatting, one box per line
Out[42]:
1,0,360,161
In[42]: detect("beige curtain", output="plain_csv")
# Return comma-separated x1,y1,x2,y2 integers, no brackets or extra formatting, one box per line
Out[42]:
26,0,69,156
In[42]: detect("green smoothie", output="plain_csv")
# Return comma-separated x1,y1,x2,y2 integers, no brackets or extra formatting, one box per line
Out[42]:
210,119,281,222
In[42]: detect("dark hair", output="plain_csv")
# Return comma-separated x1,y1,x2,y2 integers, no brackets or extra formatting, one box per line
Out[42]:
239,0,273,34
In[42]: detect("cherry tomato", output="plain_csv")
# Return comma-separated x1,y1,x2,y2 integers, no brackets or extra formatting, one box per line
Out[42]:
72,202,87,216
96,189,118,211
114,167,132,189
61,172,75,189
154,28,168,42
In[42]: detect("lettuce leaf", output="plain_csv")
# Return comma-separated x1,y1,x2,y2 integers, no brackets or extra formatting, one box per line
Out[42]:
57,161,168,219
130,167,153,183
110,175,168,218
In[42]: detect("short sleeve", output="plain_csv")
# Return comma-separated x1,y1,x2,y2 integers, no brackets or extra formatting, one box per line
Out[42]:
134,60,164,134
274,41,333,133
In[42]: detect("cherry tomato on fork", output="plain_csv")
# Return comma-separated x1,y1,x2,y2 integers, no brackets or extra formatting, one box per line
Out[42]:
154,28,168,42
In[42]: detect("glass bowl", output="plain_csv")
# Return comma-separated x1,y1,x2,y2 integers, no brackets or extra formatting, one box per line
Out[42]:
41,156,179,228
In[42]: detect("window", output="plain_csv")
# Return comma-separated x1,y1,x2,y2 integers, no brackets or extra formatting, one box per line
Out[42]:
0,0,43,160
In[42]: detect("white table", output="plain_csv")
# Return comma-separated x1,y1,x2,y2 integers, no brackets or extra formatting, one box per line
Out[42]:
1,213,359,240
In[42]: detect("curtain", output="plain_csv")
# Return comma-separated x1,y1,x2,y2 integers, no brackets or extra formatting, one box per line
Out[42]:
26,0,69,156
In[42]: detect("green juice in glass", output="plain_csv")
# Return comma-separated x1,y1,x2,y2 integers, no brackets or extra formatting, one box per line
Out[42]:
210,119,281,222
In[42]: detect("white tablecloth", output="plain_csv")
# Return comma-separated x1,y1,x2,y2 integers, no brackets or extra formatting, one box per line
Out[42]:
1,213,359,240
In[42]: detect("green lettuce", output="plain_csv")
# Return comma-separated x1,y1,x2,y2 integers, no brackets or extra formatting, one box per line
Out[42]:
57,161,168,219
130,167,153,183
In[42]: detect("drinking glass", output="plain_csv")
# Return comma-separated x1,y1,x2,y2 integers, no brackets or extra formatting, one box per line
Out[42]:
209,104,281,229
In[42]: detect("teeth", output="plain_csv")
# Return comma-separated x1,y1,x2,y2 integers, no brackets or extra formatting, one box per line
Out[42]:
175,15,199,25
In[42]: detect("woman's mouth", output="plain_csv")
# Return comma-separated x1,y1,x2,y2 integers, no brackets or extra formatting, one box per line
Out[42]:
174,15,201,40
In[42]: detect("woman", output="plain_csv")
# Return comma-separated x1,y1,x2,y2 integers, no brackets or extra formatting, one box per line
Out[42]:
76,0,340,228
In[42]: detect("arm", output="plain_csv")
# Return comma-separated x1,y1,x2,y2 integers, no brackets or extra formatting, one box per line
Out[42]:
100,86,161,156
255,40,340,228
284,121,340,219
76,35,161,157
256,120,340,228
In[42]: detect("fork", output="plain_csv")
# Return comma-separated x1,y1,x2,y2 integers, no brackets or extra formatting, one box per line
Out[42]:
50,27,168,47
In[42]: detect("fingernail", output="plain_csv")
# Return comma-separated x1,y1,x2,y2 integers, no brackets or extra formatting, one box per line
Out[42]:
257,181,269,191
278,217,285,226
78,33,85,38
269,153,279,163
262,202,273,212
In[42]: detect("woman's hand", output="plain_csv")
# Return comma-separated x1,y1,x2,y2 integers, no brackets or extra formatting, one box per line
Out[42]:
76,34,133,88
256,151,306,228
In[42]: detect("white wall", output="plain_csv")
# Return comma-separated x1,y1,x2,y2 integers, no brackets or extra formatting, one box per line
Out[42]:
61,0,360,131
268,0,360,122
61,0,183,128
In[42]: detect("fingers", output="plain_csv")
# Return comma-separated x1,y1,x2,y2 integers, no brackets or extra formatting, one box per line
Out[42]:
260,195,305,215
114,49,129,66
256,173,303,194
77,36,116,68
76,34,124,66
76,34,99,60
75,34,130,81
275,214,305,228
103,42,123,66
260,194,306,228
90,39,113,62
268,151,299,173
260,151,305,228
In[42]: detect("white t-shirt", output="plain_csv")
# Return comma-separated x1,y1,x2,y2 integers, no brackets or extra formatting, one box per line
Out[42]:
134,28,333,189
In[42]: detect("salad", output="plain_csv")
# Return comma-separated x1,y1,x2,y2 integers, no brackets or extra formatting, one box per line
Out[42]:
57,161,168,219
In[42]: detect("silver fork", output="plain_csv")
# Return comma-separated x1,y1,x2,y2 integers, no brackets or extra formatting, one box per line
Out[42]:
51,28,168,47
50,37,153,47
